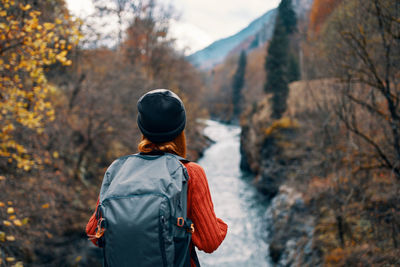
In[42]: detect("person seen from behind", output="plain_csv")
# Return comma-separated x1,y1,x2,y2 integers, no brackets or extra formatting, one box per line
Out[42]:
86,89,228,266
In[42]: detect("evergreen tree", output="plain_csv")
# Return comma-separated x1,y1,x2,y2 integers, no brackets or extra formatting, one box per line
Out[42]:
288,54,300,83
264,0,298,119
232,50,247,119
278,0,297,34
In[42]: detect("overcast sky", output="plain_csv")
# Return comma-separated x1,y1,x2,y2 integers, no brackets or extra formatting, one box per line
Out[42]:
65,0,280,54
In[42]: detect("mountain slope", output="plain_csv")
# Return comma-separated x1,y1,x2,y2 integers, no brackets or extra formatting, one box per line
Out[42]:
187,0,314,70
187,9,277,70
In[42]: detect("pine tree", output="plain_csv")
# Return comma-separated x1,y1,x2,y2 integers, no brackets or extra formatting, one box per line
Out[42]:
288,54,300,83
232,50,247,120
278,0,297,34
264,0,298,119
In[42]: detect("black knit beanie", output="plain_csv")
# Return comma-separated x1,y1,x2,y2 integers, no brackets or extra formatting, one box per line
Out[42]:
137,89,186,143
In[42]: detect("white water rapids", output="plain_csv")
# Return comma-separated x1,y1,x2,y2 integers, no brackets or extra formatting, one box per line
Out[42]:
196,120,271,267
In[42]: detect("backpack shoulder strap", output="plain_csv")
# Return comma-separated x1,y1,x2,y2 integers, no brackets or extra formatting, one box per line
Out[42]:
136,151,190,163
137,152,190,181
99,155,131,201
166,153,190,164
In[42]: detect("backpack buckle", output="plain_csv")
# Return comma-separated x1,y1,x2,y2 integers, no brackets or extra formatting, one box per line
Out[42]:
188,223,195,234
95,218,106,238
176,217,194,233
177,217,184,227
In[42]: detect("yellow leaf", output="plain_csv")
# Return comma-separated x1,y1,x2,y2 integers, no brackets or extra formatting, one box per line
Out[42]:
75,256,82,262
0,175,5,181
0,11,7,17
0,202,5,207
0,231,5,241
6,235,15,241
43,23,54,30
42,203,49,209
7,207,15,214
6,257,15,262
9,215,16,220
13,219,22,226
22,217,29,225
14,262,24,267
8,201,13,205
52,151,59,158
3,220,12,226
55,18,63,24
19,4,31,11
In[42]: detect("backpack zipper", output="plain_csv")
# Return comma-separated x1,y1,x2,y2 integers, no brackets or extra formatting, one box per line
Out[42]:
159,214,168,267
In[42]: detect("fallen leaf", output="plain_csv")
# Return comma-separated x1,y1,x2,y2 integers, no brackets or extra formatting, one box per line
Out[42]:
45,231,53,238
3,220,12,226
41,203,49,209
7,207,15,214
75,256,82,262
7,201,13,205
6,235,15,241
9,215,16,220
13,219,22,226
6,257,15,262
0,175,5,181
0,231,5,241
22,217,29,225
0,202,5,207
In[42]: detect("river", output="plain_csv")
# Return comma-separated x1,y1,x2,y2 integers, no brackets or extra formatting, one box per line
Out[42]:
196,120,271,267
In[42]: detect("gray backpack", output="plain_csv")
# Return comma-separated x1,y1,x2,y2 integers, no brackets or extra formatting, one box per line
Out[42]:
96,152,194,267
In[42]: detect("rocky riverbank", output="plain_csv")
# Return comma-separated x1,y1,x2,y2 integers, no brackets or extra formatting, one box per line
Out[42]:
239,81,324,266
240,80,400,266
265,186,318,266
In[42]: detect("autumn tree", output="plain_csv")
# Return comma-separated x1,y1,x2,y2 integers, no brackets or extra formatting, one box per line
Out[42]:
309,0,344,34
42,0,205,182
92,0,131,45
321,0,400,179
122,12,172,79
302,0,400,262
91,0,171,47
0,0,80,171
264,0,298,119
231,50,247,120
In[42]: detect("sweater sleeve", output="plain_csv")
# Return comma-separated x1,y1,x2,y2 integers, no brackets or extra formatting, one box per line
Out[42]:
86,197,100,246
185,162,228,253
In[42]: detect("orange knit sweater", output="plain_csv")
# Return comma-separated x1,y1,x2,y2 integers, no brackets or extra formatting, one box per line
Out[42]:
86,161,228,266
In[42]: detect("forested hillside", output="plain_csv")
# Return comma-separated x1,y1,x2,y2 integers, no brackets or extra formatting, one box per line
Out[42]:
0,0,208,265
237,0,400,265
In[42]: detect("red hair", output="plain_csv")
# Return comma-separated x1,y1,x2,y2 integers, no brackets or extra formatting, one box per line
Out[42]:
138,131,186,158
